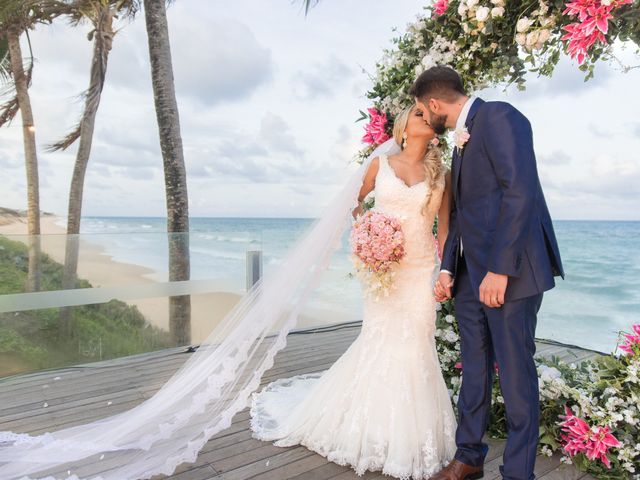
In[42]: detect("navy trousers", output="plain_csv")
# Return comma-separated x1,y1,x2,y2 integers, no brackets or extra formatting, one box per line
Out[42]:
453,256,543,480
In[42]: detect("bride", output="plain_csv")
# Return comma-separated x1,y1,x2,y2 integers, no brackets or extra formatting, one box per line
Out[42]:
250,105,457,479
0,106,455,480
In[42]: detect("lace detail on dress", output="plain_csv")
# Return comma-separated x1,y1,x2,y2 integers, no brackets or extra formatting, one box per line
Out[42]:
249,153,456,479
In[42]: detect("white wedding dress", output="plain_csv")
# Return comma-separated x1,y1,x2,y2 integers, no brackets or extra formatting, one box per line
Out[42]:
250,154,457,479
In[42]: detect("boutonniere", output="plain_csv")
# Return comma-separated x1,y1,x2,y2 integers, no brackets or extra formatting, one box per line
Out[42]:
453,126,470,150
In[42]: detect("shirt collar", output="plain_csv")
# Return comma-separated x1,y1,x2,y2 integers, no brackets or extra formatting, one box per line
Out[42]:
455,96,477,131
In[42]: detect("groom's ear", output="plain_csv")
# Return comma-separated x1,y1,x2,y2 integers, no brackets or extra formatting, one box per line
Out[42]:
428,98,440,113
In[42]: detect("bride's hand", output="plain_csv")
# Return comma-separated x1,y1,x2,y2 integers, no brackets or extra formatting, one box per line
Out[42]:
434,272,453,302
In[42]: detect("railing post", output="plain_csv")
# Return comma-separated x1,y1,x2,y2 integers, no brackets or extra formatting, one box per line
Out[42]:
246,250,263,291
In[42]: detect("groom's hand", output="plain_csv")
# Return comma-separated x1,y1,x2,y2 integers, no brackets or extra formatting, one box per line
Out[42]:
434,272,454,302
479,272,508,308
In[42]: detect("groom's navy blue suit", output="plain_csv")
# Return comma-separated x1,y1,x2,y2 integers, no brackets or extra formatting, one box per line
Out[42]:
441,98,564,480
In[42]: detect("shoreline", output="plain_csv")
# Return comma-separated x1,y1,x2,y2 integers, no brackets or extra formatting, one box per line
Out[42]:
0,211,355,343
0,213,245,341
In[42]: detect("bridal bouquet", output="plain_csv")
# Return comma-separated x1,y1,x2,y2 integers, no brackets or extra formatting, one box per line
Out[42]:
350,210,405,300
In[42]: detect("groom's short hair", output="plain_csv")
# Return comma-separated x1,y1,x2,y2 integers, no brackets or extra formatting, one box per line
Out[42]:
409,66,466,103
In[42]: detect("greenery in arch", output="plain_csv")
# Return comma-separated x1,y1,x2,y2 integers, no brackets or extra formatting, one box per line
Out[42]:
353,0,638,159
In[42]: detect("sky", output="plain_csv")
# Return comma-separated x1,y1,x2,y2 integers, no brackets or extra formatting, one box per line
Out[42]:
0,0,639,220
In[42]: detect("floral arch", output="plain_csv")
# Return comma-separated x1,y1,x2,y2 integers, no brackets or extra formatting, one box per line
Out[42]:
354,1,640,477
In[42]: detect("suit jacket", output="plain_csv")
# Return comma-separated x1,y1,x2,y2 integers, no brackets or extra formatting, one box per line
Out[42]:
441,99,565,302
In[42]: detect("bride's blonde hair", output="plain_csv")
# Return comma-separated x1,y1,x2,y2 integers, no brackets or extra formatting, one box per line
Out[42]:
392,106,446,213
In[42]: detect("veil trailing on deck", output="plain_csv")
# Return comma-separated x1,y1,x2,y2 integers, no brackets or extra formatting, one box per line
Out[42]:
0,139,401,480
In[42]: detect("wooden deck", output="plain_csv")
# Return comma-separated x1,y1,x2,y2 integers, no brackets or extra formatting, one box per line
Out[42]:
0,323,598,480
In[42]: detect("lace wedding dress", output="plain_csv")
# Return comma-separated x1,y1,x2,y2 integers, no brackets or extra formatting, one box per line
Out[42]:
250,154,457,479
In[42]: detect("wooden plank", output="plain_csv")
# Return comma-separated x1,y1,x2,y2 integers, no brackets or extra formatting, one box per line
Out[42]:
288,461,350,480
0,328,598,480
215,446,316,479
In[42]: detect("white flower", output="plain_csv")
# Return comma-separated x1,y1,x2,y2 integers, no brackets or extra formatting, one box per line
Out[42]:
491,6,505,17
526,30,541,49
422,55,437,69
467,0,480,8
560,455,573,465
601,0,612,4
516,17,534,33
515,33,526,46
538,28,551,44
445,314,455,324
540,15,556,27
541,445,553,457
458,3,469,16
490,0,505,5
538,1,550,15
475,6,491,22
445,330,459,343
538,365,562,382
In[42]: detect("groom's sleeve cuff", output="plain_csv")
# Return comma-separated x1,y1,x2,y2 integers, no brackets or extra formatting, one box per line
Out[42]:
440,269,453,276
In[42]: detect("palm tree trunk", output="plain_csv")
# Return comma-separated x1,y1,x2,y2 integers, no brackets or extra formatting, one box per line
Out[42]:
7,26,41,293
60,6,114,337
143,0,191,346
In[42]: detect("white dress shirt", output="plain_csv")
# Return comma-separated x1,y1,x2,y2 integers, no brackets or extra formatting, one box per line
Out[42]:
440,96,477,278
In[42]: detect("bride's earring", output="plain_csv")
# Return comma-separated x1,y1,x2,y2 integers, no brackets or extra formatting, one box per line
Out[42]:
402,132,407,149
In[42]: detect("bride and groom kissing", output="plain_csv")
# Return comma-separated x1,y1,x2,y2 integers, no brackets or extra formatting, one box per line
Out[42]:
249,65,565,480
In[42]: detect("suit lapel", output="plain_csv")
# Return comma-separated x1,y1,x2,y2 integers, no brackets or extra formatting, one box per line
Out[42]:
452,98,485,200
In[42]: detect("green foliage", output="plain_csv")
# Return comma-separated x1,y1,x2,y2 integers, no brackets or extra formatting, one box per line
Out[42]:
0,235,171,376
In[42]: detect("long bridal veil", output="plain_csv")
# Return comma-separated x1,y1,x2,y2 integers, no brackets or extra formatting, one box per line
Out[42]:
0,140,401,480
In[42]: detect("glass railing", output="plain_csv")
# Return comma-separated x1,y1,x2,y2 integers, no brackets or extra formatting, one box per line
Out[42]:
2,219,636,377
0,227,363,378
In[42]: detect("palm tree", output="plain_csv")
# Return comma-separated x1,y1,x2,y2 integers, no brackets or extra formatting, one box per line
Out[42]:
49,0,139,336
143,0,191,346
300,0,319,14
0,1,60,292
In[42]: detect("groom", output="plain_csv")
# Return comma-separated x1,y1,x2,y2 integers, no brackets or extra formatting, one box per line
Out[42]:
410,67,564,480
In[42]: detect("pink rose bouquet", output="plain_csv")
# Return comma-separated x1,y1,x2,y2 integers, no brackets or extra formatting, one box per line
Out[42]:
350,210,405,299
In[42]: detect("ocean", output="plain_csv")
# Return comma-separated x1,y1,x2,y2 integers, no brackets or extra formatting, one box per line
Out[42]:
66,217,639,354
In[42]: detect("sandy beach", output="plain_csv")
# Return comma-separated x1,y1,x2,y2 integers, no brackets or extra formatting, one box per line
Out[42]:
0,209,244,342
0,209,353,343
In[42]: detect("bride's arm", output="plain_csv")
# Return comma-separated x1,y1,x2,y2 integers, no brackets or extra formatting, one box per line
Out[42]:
436,170,453,258
352,157,380,218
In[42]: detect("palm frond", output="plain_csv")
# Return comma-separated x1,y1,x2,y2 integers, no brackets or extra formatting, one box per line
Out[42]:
62,0,140,25
297,0,319,15
0,59,32,126
0,93,19,128
0,36,10,81
47,123,81,151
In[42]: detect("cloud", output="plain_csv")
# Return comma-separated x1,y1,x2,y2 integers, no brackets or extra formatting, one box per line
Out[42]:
547,154,640,201
259,113,305,157
481,56,613,101
81,9,274,107
538,150,572,166
171,18,274,106
292,56,353,100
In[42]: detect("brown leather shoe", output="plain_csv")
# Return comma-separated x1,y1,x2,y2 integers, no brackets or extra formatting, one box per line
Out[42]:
429,459,484,480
